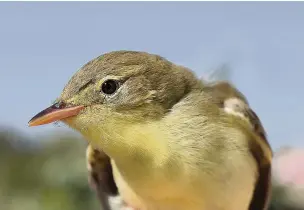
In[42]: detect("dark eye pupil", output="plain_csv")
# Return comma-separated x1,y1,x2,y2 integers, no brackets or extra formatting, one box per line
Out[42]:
101,80,118,94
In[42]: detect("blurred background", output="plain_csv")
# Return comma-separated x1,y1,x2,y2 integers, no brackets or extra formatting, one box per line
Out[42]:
0,2,303,210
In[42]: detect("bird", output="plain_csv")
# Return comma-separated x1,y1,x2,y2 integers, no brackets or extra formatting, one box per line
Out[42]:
28,50,273,210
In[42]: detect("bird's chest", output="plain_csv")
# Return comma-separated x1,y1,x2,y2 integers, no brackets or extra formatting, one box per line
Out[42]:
110,151,257,210
110,160,204,210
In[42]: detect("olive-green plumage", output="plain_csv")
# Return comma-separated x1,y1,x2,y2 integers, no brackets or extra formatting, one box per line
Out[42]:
54,51,272,210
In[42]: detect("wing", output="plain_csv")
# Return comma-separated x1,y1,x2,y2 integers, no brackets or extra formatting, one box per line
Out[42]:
245,108,272,210
206,81,273,210
86,145,118,210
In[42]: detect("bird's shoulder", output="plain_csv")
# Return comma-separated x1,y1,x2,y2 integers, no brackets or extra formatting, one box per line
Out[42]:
202,80,273,210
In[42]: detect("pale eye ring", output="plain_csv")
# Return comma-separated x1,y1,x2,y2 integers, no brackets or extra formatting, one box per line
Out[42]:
101,79,119,95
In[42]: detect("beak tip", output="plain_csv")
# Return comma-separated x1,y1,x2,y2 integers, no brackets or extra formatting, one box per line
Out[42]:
28,120,35,127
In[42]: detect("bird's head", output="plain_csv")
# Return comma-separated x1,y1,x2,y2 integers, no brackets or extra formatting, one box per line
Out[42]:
29,51,200,137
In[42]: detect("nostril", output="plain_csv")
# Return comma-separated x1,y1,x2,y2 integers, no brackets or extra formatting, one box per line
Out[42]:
53,101,66,109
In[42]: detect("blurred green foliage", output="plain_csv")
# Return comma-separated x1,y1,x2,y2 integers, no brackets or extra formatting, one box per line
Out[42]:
0,127,99,210
0,126,303,210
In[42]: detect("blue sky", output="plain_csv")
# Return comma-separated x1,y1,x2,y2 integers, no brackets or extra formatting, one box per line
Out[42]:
0,2,304,150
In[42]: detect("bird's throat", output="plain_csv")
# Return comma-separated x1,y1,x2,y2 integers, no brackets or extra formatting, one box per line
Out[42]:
66,117,169,169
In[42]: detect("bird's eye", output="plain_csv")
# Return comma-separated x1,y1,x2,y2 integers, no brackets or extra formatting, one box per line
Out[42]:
101,79,119,95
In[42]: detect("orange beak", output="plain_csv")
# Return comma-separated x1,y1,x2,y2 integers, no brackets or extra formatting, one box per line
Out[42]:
28,102,84,127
